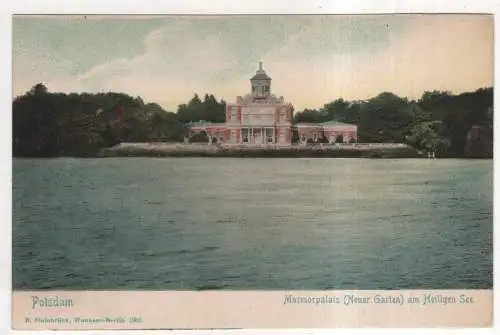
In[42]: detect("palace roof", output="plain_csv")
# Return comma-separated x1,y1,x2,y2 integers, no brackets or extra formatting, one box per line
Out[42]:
321,120,356,127
251,61,271,81
251,71,272,81
188,121,226,129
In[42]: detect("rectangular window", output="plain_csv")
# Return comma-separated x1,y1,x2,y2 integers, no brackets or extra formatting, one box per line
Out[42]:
280,112,287,123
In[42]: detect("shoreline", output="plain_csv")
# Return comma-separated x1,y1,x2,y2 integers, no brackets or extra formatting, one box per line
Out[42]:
100,142,422,158
95,142,455,159
12,143,493,159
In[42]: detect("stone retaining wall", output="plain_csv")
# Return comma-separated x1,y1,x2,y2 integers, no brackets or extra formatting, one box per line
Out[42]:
100,142,421,158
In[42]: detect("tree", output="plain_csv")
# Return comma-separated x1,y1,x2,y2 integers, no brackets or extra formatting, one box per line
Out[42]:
344,101,363,125
189,131,209,143
406,121,450,154
28,83,48,96
13,86,188,156
293,109,323,123
358,92,413,143
12,83,493,158
322,98,349,121
177,94,226,124
408,102,432,125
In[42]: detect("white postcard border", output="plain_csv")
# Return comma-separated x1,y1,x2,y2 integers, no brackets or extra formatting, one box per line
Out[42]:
2,0,499,334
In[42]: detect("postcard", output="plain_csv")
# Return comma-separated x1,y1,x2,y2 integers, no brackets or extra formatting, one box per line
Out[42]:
11,13,493,330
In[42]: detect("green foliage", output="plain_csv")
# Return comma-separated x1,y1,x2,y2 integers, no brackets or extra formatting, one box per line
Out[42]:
177,93,226,124
28,83,48,96
357,92,413,143
293,87,493,157
408,102,432,124
322,99,349,120
293,108,323,123
406,121,450,154
293,99,363,125
13,84,186,156
189,131,209,143
12,85,230,157
12,83,493,158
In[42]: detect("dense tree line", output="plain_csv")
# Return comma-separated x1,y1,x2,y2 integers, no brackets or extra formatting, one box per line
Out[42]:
293,88,493,157
12,84,226,157
12,83,492,157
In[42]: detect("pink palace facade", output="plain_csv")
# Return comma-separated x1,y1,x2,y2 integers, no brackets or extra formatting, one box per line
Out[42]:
189,62,357,144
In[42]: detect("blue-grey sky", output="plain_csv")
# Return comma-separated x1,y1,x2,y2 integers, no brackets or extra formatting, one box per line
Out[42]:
12,15,493,111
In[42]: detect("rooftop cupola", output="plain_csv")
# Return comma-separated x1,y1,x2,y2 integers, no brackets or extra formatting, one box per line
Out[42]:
251,61,271,98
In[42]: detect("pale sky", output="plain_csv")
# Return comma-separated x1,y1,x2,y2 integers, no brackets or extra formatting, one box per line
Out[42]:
12,14,493,111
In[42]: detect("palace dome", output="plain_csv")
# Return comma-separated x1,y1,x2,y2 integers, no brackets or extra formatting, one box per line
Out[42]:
251,62,271,81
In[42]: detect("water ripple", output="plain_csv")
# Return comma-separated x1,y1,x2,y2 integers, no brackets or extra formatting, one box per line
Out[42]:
12,158,493,290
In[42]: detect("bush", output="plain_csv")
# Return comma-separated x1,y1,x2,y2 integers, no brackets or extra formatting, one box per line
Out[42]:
189,132,209,143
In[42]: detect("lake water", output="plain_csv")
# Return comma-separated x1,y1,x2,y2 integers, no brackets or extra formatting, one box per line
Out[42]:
12,158,493,290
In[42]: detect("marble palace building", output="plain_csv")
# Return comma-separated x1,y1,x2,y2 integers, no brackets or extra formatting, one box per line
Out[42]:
189,62,358,145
